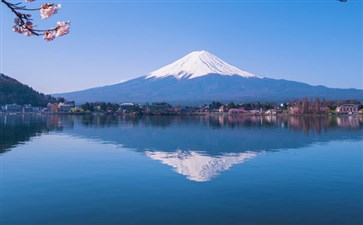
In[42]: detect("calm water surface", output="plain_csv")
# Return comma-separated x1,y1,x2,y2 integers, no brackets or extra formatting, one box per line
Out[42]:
1,115,362,225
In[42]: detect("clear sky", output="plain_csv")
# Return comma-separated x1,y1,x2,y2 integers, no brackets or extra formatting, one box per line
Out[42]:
1,0,362,94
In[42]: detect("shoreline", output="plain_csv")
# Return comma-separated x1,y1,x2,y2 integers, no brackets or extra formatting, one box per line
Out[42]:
0,111,361,117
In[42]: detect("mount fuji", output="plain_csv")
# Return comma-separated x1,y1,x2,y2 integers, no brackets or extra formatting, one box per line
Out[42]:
55,50,363,103
146,50,261,80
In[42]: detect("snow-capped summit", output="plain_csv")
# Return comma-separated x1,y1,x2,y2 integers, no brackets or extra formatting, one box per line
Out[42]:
146,50,262,79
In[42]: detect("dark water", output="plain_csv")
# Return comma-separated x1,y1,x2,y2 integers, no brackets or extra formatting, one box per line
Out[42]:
1,115,362,225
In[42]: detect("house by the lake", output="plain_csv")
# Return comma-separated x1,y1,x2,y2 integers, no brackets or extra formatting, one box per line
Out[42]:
336,104,359,114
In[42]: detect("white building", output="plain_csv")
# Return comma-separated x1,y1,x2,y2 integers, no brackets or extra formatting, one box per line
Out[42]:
336,104,359,114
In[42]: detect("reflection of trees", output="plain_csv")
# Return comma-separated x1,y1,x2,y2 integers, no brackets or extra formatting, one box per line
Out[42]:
0,115,48,153
48,115,74,130
78,115,183,128
77,115,362,134
226,116,277,128
141,116,176,128
287,116,362,134
215,115,362,134
0,114,73,153
1,114,362,154
288,116,329,134
80,115,121,127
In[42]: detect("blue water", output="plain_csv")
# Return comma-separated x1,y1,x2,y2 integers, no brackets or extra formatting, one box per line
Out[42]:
1,115,362,225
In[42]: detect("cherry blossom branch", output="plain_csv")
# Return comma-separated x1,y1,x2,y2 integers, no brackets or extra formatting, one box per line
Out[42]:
1,0,70,41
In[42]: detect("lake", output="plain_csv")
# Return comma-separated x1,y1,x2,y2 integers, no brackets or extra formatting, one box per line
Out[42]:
1,114,362,225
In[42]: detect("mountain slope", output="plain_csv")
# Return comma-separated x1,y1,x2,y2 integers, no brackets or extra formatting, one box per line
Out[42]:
56,75,363,104
0,73,56,106
55,51,363,104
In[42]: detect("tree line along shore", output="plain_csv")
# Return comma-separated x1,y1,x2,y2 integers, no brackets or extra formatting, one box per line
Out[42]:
1,98,362,116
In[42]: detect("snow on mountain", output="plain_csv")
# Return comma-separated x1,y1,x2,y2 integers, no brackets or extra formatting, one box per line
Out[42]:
145,150,259,182
146,50,262,80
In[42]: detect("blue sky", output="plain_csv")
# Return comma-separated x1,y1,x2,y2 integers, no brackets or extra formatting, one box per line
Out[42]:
1,0,362,94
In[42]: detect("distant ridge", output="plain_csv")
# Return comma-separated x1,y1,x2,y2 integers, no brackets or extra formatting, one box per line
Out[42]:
0,73,56,106
54,51,363,104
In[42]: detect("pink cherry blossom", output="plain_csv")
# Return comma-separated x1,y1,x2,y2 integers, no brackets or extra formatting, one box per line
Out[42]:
13,19,35,36
12,26,21,33
43,31,56,41
5,0,70,41
13,21,36,36
22,27,33,36
40,3,61,19
55,21,70,37
13,25,33,36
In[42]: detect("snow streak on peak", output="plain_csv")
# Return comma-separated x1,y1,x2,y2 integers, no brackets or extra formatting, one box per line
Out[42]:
145,150,258,182
146,50,262,80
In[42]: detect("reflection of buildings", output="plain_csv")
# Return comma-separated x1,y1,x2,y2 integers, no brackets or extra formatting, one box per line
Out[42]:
145,150,258,182
48,115,75,130
336,116,362,128
225,115,362,134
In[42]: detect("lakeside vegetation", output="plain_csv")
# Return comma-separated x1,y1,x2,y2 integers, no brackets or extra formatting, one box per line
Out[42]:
2,98,362,116
74,98,363,115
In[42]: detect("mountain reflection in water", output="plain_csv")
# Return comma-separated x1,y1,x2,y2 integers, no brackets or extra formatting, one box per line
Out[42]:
1,114,362,181
146,150,258,182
